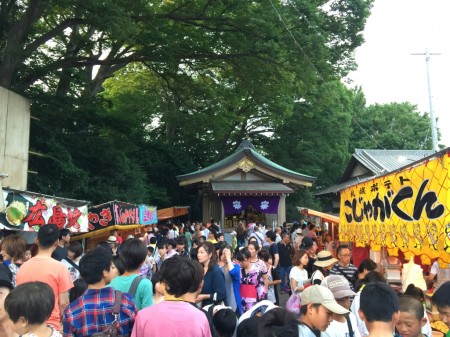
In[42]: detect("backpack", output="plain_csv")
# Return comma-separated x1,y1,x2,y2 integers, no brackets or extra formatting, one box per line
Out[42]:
91,291,122,337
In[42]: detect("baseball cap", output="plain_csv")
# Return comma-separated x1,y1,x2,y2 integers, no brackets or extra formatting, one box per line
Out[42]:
230,230,237,236
321,275,355,299
300,285,349,315
296,228,303,234
300,237,313,250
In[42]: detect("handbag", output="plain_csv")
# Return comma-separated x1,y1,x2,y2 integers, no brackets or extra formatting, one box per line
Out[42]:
91,291,122,337
285,292,301,315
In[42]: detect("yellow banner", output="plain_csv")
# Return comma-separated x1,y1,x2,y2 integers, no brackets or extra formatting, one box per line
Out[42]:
339,152,450,265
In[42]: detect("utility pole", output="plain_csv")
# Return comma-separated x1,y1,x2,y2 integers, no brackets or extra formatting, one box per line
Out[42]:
411,49,441,152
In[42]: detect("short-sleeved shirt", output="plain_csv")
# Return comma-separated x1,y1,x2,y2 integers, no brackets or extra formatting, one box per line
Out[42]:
52,246,68,261
16,256,73,330
109,274,153,310
131,301,212,337
289,266,308,292
329,263,357,290
277,242,293,267
63,287,137,337
325,313,361,337
251,259,267,275
268,243,279,264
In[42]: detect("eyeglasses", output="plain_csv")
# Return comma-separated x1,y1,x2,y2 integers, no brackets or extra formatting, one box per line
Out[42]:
339,253,352,257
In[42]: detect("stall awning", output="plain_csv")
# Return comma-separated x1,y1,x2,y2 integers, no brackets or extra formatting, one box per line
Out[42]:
157,206,189,221
298,207,339,224
211,182,293,195
72,224,142,240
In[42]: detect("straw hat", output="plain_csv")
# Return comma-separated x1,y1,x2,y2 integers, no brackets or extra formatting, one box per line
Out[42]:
106,236,117,244
314,250,338,268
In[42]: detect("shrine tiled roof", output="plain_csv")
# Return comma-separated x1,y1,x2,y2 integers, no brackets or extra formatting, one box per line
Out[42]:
177,139,315,184
315,148,435,196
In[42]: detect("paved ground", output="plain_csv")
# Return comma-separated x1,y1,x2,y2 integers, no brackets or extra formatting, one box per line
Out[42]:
278,288,289,307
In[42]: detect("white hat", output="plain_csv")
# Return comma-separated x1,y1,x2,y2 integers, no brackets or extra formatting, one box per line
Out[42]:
230,230,237,236
106,236,117,243
300,285,349,315
313,250,338,268
321,275,356,299
296,228,303,234
126,235,135,239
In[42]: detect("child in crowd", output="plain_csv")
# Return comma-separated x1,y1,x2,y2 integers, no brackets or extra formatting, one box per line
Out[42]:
5,281,61,337
236,248,266,312
396,296,427,337
166,239,178,258
404,284,432,337
24,250,32,262
299,285,349,337
260,250,281,305
322,275,360,337
431,281,450,336
258,308,299,337
175,237,189,257
351,271,386,337
203,304,237,337
359,282,399,337
154,242,168,272
109,238,153,310
146,246,155,279
151,271,165,304
131,255,211,337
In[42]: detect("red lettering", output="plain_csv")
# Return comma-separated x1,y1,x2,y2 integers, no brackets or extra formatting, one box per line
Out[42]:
48,205,67,229
22,200,48,227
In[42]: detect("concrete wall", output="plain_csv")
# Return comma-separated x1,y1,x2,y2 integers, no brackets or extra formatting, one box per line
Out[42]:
0,87,30,190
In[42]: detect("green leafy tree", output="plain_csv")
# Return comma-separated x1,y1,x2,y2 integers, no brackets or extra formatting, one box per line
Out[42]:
349,101,435,151
2,0,373,207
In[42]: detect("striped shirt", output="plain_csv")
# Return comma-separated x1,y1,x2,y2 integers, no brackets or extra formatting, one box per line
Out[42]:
329,263,358,291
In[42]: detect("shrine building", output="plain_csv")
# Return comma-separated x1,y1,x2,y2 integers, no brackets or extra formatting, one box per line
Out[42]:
177,139,316,230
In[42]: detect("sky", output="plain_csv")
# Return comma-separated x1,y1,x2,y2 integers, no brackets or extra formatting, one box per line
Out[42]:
348,0,450,148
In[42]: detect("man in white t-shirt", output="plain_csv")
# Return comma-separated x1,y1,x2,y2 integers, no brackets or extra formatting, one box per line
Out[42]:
322,275,360,337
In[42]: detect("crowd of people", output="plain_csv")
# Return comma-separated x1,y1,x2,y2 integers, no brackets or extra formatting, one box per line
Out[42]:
0,220,450,337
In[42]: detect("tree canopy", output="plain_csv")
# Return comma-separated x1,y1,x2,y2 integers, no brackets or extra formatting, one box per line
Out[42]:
5,0,421,220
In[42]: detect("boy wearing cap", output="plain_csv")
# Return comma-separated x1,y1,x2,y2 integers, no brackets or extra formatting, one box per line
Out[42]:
299,285,349,337
322,275,361,337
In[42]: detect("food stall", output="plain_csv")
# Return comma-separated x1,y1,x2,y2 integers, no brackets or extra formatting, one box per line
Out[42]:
338,148,450,329
72,201,157,249
0,188,89,234
298,207,339,237
156,206,189,221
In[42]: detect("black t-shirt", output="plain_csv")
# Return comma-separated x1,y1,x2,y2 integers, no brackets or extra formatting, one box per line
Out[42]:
52,246,68,261
277,242,293,267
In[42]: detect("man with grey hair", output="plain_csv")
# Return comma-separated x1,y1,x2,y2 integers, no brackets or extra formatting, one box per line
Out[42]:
276,232,293,292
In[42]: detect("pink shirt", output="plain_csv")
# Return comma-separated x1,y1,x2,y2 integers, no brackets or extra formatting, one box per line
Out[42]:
131,301,211,337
